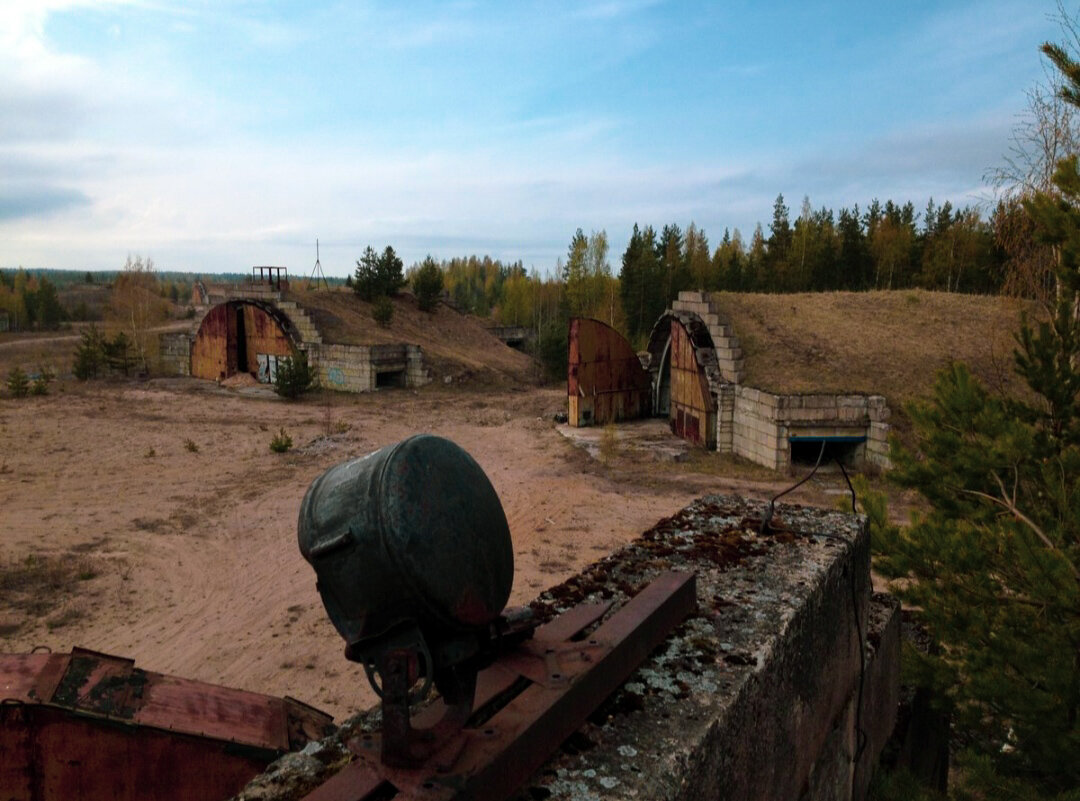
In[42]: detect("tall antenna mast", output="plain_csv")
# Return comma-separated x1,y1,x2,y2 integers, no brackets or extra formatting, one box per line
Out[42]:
307,238,329,290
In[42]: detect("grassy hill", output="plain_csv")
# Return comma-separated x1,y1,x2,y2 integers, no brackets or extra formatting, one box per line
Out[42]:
707,290,1041,426
283,287,535,384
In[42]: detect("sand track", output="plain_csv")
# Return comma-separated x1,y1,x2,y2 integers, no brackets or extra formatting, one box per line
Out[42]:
2,380,728,719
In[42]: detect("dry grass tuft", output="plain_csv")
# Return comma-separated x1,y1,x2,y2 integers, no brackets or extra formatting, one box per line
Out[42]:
0,553,101,622
598,422,621,465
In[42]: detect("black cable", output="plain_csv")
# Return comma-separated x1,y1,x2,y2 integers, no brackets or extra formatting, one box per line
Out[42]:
759,439,826,535
835,458,869,781
758,442,868,794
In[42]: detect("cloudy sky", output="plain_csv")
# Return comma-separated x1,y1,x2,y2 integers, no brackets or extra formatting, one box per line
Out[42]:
0,0,1065,276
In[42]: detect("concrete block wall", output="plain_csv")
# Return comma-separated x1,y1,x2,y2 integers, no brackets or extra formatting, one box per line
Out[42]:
732,388,892,471
275,300,323,345
157,332,192,376
308,343,375,392
307,343,431,393
717,383,735,453
672,291,745,383
733,385,784,469
405,345,430,387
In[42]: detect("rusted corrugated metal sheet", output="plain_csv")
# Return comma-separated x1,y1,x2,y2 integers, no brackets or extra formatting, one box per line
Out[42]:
0,647,334,801
567,318,651,427
191,302,293,381
669,318,717,448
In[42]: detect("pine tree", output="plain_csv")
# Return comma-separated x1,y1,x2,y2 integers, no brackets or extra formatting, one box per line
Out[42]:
872,36,1080,793
6,366,29,398
413,256,443,312
273,350,315,399
72,325,106,380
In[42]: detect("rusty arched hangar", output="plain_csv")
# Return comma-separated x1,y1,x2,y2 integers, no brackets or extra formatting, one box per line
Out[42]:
567,291,890,472
160,286,430,392
191,300,299,382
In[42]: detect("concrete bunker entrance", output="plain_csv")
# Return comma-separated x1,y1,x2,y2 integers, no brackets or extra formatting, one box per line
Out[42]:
789,435,866,468
376,368,406,389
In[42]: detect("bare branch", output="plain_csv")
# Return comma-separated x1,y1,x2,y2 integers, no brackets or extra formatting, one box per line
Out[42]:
957,475,1080,582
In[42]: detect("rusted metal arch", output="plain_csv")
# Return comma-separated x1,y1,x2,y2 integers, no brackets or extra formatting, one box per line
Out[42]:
194,298,305,349
646,309,726,413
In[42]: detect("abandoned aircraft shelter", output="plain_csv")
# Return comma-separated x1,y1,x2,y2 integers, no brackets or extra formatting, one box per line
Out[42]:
160,280,429,392
567,291,891,472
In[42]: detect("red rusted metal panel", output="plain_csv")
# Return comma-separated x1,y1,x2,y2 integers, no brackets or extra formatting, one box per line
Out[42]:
191,302,293,382
669,318,716,448
567,318,651,427
302,571,696,801
191,303,231,380
0,647,335,801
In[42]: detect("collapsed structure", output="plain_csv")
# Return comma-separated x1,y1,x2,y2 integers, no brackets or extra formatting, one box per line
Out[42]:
161,277,429,392
568,291,891,471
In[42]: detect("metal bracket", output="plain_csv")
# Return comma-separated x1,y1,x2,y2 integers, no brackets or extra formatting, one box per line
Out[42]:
301,570,697,801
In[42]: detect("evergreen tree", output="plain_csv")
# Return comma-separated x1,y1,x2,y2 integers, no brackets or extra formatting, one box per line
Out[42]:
33,278,63,329
620,224,661,342
413,256,444,312
72,325,106,380
6,366,29,398
657,223,690,305
764,193,792,291
274,350,315,399
837,207,871,290
377,246,406,297
872,36,1080,793
353,246,381,301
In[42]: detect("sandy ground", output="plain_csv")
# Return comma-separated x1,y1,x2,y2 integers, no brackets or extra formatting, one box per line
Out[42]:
0,377,858,722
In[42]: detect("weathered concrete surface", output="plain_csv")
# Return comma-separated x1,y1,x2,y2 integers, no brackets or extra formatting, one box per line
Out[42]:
233,494,898,801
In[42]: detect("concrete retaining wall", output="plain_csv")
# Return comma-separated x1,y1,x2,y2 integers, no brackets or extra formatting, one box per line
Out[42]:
158,332,192,377
733,386,891,471
306,343,429,392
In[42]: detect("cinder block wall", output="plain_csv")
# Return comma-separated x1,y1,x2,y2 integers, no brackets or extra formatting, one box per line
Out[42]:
157,332,192,376
306,343,430,392
307,343,374,391
733,385,784,469
732,387,891,471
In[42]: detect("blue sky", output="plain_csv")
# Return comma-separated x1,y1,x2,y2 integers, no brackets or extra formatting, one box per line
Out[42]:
0,0,1065,276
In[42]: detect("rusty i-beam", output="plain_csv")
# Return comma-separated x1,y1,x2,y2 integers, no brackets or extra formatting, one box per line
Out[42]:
302,570,696,801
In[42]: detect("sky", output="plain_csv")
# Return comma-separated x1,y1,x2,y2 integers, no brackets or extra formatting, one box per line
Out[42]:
0,0,1067,277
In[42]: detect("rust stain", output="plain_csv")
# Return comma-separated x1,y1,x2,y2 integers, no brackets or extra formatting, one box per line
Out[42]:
192,302,293,381
669,318,716,449
0,647,335,801
567,318,651,427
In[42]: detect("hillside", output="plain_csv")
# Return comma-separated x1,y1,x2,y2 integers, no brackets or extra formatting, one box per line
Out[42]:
707,289,1041,418
283,287,535,383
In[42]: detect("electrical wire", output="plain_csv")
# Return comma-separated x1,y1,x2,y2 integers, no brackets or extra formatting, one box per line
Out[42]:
759,440,868,795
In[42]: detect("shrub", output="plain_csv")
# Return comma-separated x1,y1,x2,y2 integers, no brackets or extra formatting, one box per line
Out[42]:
269,428,293,453
184,438,199,453
6,367,29,398
373,295,393,327
274,350,315,399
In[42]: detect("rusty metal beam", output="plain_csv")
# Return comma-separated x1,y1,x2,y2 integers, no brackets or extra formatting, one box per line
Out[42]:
302,571,696,801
